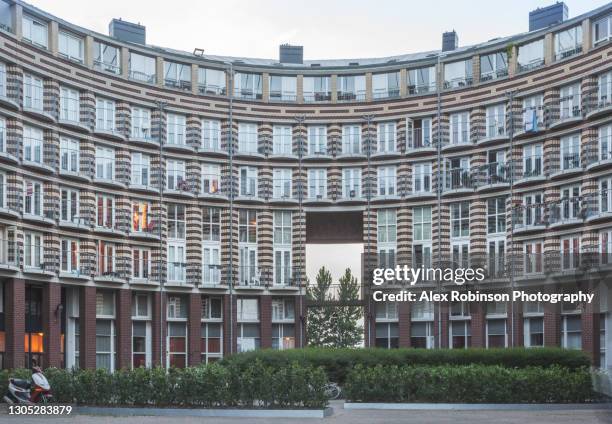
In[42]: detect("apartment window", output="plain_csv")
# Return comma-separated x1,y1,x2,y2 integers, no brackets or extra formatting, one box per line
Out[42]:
60,187,79,223
486,104,505,138
202,244,221,285
272,299,295,349
561,235,580,270
342,168,361,198
593,13,612,46
237,299,260,352
93,41,120,74
378,209,397,269
445,157,470,190
601,229,612,264
96,98,115,131
557,185,581,221
163,61,191,90
303,76,331,102
517,39,545,71
523,192,544,227
377,122,396,153
450,320,471,349
0,116,5,154
240,166,258,197
202,164,221,195
167,243,186,283
411,302,434,348
524,241,543,274
562,314,582,349
444,59,473,88
60,238,79,274
168,321,187,368
560,133,580,171
341,125,361,155
96,291,116,371
412,163,431,193
372,71,400,99
23,74,43,111
96,194,115,229
0,62,5,99
129,52,156,84
23,126,43,164
308,169,327,199
273,168,292,199
523,94,544,132
487,236,505,278
131,107,151,140
23,179,43,216
24,231,43,269
238,122,258,153
167,114,186,146
414,206,432,242
60,86,79,122
451,201,470,238
337,74,366,101
166,159,186,191
308,126,327,155
168,204,186,239
234,72,262,99
559,83,581,121
269,75,297,102
131,201,151,233
95,146,115,180
273,211,292,286
271,125,292,155
480,51,508,80
202,119,221,150
599,124,612,161
60,137,80,174
449,111,470,144
523,144,543,177
237,298,259,323
198,67,226,95
555,25,583,60
377,166,396,197
0,172,5,209
376,302,398,321
202,207,221,242
239,211,258,286
132,247,151,280
407,66,436,94
239,210,257,244
486,318,507,348
201,297,222,362
523,301,544,348
406,117,432,149
487,197,506,234
131,153,150,187
22,15,48,48
132,320,151,368
58,31,83,63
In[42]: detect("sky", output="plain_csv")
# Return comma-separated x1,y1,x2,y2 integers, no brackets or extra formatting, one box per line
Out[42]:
306,243,363,285
28,0,607,60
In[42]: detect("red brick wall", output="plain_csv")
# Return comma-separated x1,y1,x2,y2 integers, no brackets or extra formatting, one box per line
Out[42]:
398,300,411,347
509,301,523,347
470,302,485,347
152,291,166,366
437,302,449,348
260,296,272,349
42,282,62,368
294,295,305,348
223,294,237,355
116,289,132,370
582,289,600,366
5,278,25,369
188,293,202,366
544,301,561,347
79,286,97,369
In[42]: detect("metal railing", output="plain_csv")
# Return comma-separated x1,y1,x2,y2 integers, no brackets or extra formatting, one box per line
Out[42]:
517,58,545,73
95,255,127,279
167,262,187,283
269,91,297,102
445,168,472,190
476,162,509,186
372,88,400,99
129,70,155,84
164,78,191,91
376,175,398,198
592,80,612,112
513,205,546,230
23,137,43,164
198,84,226,96
167,124,186,146
480,68,508,81
272,135,293,155
0,239,19,267
337,90,366,102
407,83,437,95
303,92,331,103
237,136,260,154
95,107,116,132
234,88,263,100
202,264,222,285
59,147,80,174
59,96,79,122
94,158,115,180
443,77,473,89
341,135,362,155
23,82,43,110
485,116,506,138
60,250,91,276
560,152,581,172
548,198,584,224
272,179,293,199
238,265,262,286
586,135,612,164
555,45,583,61
131,126,153,141
94,60,121,75
520,155,543,179
407,128,433,150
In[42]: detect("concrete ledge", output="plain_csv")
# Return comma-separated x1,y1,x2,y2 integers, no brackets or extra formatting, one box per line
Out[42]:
343,403,612,411
76,406,333,418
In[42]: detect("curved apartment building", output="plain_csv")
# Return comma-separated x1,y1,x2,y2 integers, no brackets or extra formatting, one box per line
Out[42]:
0,0,611,371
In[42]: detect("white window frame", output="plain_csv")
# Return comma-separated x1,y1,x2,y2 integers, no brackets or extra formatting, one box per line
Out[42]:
60,86,79,122
238,122,258,153
202,163,221,195
272,125,292,156
131,152,150,187
308,168,327,199
95,146,115,180
450,111,470,145
24,73,43,111
60,238,79,274
167,242,186,283
308,126,327,155
95,98,115,131
166,159,186,191
342,125,361,154
58,30,84,63
131,247,151,280
167,113,186,146
240,166,258,197
60,187,79,223
23,179,43,216
96,193,115,229
377,166,397,197
131,107,151,140
485,104,505,138
273,168,292,199
412,162,432,194
22,15,48,49
23,125,43,164
202,119,221,151
377,122,396,153
24,231,43,269
342,168,361,198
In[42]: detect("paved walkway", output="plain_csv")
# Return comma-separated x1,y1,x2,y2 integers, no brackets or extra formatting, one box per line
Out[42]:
1,402,611,424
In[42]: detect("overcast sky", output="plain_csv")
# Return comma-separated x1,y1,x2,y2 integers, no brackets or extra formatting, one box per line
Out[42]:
29,0,606,60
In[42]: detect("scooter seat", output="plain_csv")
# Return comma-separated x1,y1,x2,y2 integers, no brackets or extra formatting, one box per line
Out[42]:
10,379,30,390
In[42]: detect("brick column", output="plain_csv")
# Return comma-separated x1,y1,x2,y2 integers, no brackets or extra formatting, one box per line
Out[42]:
42,282,62,368
544,301,561,347
116,289,132,370
294,296,305,348
437,302,449,348
5,278,25,369
398,300,411,347
260,296,272,349
79,286,97,369
470,302,485,348
152,291,166,366
188,293,202,366
509,300,523,347
582,286,600,367
223,294,237,355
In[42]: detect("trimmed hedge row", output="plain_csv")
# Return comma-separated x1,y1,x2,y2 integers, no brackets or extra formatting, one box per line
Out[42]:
0,361,328,409
221,347,591,384
344,364,596,403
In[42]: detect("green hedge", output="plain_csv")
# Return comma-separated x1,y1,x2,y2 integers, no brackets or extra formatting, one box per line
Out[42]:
221,347,591,384
344,364,596,403
0,361,328,409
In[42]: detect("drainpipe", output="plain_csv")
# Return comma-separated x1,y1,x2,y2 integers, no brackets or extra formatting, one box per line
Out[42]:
155,99,167,367
436,54,443,349
506,90,516,347
226,62,235,354
363,114,373,347
294,115,305,347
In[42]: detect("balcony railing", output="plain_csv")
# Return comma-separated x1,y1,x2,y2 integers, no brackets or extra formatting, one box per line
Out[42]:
407,128,433,150
517,58,545,73
475,162,508,186
341,136,361,155
443,77,473,89
166,174,194,193
59,97,79,122
337,90,366,102
376,176,398,198
520,155,543,179
0,239,19,267
445,168,472,191
591,80,612,112
513,206,546,230
238,265,262,286
198,84,226,96
60,250,91,277
339,178,362,199
307,139,328,156
586,135,612,165
272,135,293,156
94,60,121,75
234,88,263,100
129,70,155,84
548,198,584,225
407,83,436,95
202,264,222,285
303,92,331,103
559,152,581,172
131,126,154,141
95,255,127,279
269,91,297,102
480,68,508,82
201,175,223,196
237,136,260,154
167,262,187,284
23,82,43,111
553,99,581,124
555,45,583,61
485,115,506,138
372,88,400,100
164,78,191,91
271,179,293,200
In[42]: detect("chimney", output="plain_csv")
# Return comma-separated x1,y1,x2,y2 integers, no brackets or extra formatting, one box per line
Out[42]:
529,2,567,32
279,44,303,64
442,31,458,52
109,18,146,45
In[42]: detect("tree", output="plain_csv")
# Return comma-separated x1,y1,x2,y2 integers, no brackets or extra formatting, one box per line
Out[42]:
329,268,363,348
306,267,334,346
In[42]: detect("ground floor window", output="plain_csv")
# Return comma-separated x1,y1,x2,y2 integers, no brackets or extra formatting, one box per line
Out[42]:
201,322,222,363
450,320,471,348
272,323,295,349
523,317,544,347
237,323,260,352
601,314,607,368
168,322,187,368
132,321,151,368
562,315,581,350
95,319,116,371
410,321,433,348
375,322,399,348
486,318,507,348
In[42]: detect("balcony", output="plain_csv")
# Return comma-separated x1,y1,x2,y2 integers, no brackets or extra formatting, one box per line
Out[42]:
338,137,364,158
305,140,331,159
166,262,189,286
584,194,612,223
586,137,612,171
237,265,265,289
270,266,299,289
23,84,55,122
59,151,91,182
0,71,17,109
0,183,20,218
586,81,612,118
443,77,473,90
337,90,366,103
58,254,92,280
94,220,126,236
555,45,583,62
58,214,91,231
23,139,55,173
94,116,125,140
23,256,56,277
269,91,297,103
548,199,584,228
236,137,264,158
479,68,508,82
517,108,545,136
304,190,332,205
164,177,196,198
94,255,128,283
406,128,435,154
374,176,400,200
270,180,297,204
201,264,224,288
550,153,582,179
517,58,545,73
129,221,161,240
236,186,265,203
234,89,262,101
0,239,19,271
23,209,55,225
478,117,507,145
164,130,194,152
129,170,160,193
198,84,226,96
199,178,227,200
303,92,331,103
441,130,472,152
129,70,156,85
549,101,582,129
474,162,509,192
407,83,436,95
443,168,473,195
94,59,121,75
514,157,545,186
513,208,546,234
0,131,17,163
164,78,191,91
270,137,295,159
372,88,400,100
94,162,124,188
58,101,89,132
129,127,157,146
